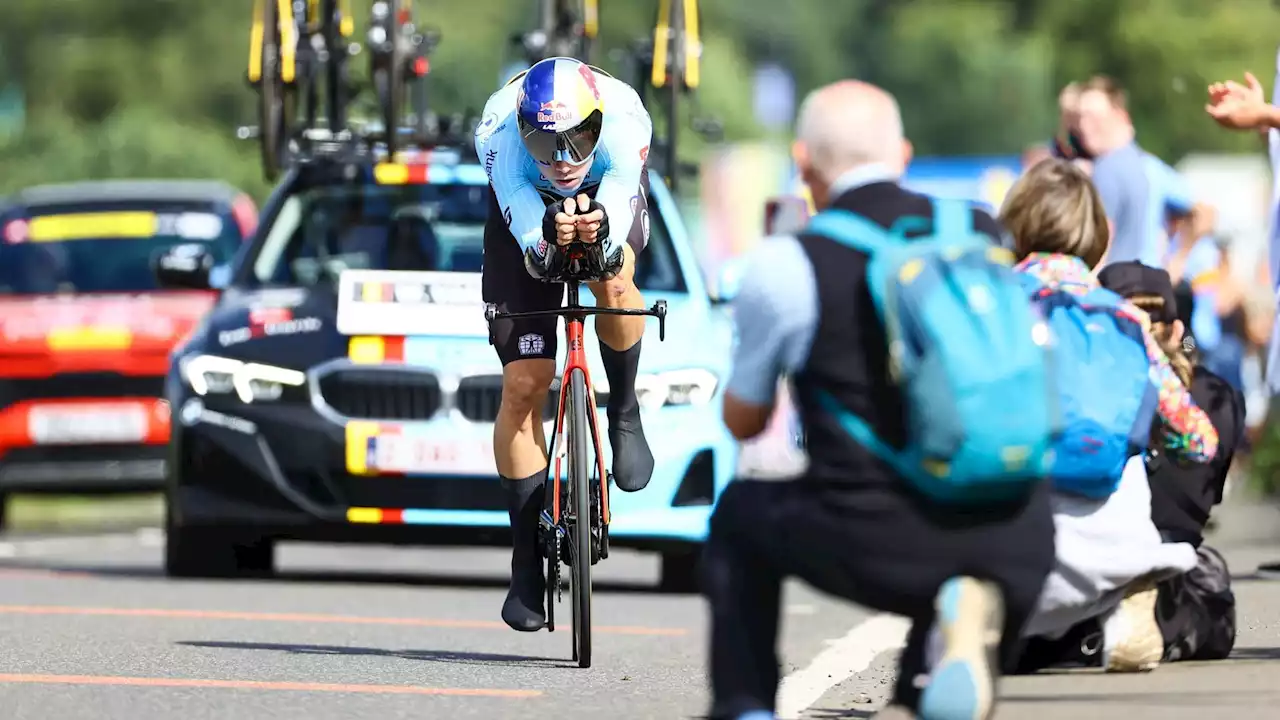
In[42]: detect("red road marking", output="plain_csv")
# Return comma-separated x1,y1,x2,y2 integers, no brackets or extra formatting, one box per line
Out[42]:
0,673,541,697
0,605,688,636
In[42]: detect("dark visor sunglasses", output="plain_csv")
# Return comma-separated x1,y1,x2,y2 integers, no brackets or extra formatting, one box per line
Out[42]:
518,110,603,166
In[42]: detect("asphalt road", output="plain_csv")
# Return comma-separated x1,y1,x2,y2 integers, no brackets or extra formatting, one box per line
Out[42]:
0,500,1278,719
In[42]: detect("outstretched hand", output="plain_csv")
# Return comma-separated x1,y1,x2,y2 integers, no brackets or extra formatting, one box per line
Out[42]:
1206,71,1272,131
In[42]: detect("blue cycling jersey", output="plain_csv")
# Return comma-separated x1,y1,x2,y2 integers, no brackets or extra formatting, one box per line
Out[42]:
473,70,653,259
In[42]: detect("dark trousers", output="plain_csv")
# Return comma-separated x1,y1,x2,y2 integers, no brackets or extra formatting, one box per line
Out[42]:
702,480,1056,718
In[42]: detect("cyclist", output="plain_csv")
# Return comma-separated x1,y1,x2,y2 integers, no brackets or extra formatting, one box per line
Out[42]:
473,56,656,632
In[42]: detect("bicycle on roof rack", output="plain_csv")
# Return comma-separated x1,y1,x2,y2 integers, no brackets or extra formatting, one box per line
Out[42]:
248,0,357,181
512,0,600,66
367,0,441,161
611,0,721,193
245,0,443,179
484,252,668,669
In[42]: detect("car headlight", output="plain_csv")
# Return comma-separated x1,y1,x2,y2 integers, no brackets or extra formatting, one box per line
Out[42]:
181,355,307,403
634,369,719,411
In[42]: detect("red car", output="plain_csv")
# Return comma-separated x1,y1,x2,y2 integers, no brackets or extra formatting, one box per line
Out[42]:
0,180,257,528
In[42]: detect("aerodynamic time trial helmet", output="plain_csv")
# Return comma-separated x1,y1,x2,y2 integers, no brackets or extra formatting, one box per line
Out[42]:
516,57,605,166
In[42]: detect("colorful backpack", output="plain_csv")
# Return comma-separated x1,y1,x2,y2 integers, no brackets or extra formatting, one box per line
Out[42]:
805,198,1056,505
1021,276,1160,497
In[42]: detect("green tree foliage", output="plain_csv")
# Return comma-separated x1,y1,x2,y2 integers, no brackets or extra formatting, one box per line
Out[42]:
2,0,1280,201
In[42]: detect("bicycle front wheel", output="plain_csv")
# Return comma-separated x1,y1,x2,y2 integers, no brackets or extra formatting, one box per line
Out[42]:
568,366,593,668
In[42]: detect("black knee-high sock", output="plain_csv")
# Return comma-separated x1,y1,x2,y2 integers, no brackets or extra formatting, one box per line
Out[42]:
599,338,654,492
500,470,546,631
600,338,642,421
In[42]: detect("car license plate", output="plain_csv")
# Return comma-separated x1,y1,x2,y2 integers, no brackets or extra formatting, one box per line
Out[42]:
28,405,148,445
367,435,493,475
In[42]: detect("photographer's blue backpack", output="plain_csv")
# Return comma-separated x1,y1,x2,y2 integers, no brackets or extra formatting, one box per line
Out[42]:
805,198,1056,505
1020,277,1160,497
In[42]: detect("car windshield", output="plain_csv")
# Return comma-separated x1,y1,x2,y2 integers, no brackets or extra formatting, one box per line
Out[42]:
0,200,242,295
248,176,688,293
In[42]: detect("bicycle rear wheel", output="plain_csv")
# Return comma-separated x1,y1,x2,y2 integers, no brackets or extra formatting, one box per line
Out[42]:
568,367,593,668
258,0,288,180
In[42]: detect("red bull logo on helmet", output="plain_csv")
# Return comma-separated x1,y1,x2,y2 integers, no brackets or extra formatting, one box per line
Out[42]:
537,100,574,126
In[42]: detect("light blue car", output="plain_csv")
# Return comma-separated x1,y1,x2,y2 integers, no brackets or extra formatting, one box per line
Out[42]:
158,147,738,590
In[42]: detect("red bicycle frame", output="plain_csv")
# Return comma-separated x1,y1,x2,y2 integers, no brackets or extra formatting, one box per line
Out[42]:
549,283,611,528
483,271,667,529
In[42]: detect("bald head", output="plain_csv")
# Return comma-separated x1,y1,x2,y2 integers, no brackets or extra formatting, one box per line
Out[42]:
794,81,910,191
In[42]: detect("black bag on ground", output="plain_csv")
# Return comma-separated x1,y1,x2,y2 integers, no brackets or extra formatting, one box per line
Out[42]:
1156,544,1236,661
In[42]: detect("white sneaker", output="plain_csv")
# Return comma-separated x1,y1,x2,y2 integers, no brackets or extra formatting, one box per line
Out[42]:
917,576,1004,720
1100,578,1163,672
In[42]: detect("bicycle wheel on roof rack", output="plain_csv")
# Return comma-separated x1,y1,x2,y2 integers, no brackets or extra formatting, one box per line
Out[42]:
323,0,349,132
372,19,405,159
581,0,599,64
257,0,291,180
668,0,685,187
545,0,580,61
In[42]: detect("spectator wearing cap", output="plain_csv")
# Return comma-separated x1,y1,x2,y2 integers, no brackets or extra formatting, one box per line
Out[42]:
1118,265,1248,667
1099,262,1245,551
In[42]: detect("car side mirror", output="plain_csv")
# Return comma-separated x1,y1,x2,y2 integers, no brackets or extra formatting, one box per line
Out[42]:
711,256,748,305
152,243,215,290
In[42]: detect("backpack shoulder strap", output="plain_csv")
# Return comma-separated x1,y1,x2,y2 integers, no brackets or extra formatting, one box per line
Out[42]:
815,389,906,475
930,197,973,238
805,209,896,255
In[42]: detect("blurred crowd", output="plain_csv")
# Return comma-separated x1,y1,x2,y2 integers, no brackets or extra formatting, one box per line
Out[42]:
1026,76,1276,454
707,62,1280,719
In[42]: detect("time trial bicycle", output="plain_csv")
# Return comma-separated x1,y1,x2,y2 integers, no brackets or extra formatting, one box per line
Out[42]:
484,246,667,669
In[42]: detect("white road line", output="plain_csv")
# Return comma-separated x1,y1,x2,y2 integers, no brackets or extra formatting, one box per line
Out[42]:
135,527,165,547
775,613,911,719
0,527,158,558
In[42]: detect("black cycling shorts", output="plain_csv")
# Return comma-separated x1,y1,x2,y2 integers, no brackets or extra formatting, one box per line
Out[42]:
482,172,651,366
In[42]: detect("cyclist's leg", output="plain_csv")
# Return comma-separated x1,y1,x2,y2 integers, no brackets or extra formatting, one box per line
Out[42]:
585,171,655,493
482,193,562,632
